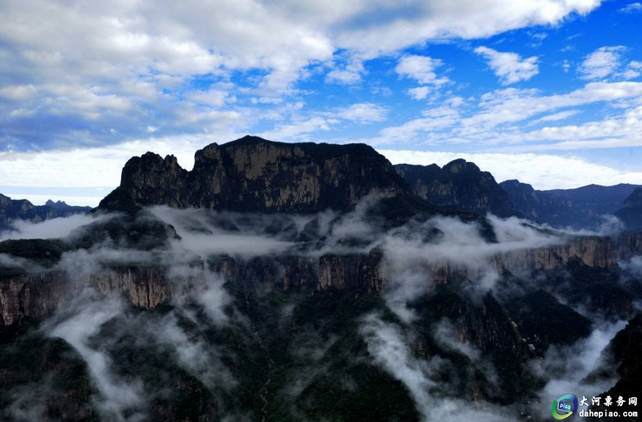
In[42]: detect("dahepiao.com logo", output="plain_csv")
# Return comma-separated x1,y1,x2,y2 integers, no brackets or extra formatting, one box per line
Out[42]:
552,394,579,420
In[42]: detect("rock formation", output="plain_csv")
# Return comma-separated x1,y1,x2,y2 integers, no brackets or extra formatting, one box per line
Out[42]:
99,136,411,214
395,160,520,218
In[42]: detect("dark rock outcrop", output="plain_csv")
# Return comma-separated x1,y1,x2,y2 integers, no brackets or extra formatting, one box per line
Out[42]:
615,187,642,230
99,136,412,214
395,160,520,218
0,194,90,232
617,230,642,260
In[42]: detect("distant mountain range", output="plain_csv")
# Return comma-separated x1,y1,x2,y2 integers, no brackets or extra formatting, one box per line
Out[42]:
0,194,90,232
500,180,642,230
2,139,641,233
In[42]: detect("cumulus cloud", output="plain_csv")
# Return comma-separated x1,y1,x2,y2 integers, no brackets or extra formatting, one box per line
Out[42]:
0,0,604,152
396,55,449,86
579,46,625,80
475,47,539,85
338,103,388,124
408,86,431,100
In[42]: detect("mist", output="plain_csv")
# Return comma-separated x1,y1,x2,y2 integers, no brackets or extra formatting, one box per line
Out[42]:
2,196,639,421
0,213,115,242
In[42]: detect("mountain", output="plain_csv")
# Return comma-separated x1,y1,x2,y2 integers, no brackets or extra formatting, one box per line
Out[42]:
500,180,641,229
615,187,642,230
2,138,642,421
0,194,90,232
395,160,521,218
99,135,412,214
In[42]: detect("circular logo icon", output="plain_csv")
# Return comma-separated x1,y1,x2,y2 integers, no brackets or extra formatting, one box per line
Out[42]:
552,394,578,420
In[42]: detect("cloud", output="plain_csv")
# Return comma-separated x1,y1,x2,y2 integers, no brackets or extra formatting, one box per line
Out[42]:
408,86,431,100
531,110,580,124
360,313,516,422
259,116,333,141
379,149,642,189
0,213,112,242
530,320,627,419
619,256,642,278
150,206,295,258
621,60,642,80
395,55,449,86
579,46,625,80
0,0,604,151
619,2,642,13
46,295,147,420
475,47,539,85
338,103,388,123
358,81,642,150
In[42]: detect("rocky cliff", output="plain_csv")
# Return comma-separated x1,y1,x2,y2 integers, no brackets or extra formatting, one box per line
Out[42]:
99,136,411,214
395,160,520,218
0,271,68,326
617,230,642,260
0,234,620,327
0,194,90,232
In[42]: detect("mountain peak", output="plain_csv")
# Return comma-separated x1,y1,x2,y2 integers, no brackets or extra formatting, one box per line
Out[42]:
100,136,411,214
395,160,520,218
442,158,480,175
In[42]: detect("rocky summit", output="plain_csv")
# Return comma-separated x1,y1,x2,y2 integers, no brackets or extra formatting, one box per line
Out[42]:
1,138,642,422
98,135,411,214
395,159,521,218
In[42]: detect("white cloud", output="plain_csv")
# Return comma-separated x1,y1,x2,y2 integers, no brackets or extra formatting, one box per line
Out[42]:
379,149,642,189
0,0,606,151
395,55,448,86
0,135,222,190
475,46,539,85
260,116,333,141
578,46,625,80
0,85,38,101
338,103,388,123
532,110,579,123
326,57,365,85
621,61,642,80
185,89,234,107
326,69,362,84
408,86,431,100
619,2,642,13
352,81,642,151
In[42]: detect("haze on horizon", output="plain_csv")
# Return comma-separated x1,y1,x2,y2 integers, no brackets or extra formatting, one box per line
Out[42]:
1,0,642,206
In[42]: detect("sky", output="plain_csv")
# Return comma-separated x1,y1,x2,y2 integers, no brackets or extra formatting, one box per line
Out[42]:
1,0,642,206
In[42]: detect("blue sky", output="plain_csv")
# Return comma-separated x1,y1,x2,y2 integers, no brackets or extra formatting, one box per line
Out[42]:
1,0,642,206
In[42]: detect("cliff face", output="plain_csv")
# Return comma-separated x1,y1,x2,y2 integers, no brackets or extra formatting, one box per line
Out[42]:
395,160,520,218
617,230,642,260
500,180,641,229
498,236,618,273
0,271,68,326
87,266,172,309
0,194,90,232
99,136,411,214
0,234,620,327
